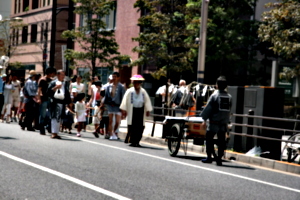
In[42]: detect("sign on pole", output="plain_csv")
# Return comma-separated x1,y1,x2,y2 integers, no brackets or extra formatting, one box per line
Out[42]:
61,45,66,71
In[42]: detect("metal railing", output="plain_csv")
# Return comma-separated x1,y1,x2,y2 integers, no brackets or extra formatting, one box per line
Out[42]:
230,113,300,145
149,107,300,145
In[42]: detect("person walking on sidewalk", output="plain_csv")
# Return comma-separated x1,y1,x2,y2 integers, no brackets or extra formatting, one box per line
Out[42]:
1,74,14,123
75,93,86,137
22,70,39,131
104,72,125,140
37,67,56,135
200,76,232,166
120,75,153,147
47,70,71,139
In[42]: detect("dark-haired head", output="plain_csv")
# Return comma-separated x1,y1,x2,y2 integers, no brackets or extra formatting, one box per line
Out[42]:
216,76,227,90
112,71,120,77
77,93,86,102
45,67,57,75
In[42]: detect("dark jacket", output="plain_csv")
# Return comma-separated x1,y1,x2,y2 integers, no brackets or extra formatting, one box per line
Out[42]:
47,80,71,119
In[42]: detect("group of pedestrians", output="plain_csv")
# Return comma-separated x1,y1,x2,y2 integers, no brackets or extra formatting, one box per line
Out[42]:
0,69,153,147
0,73,22,124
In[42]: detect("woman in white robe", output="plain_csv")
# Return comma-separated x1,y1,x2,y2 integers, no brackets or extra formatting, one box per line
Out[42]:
120,75,153,147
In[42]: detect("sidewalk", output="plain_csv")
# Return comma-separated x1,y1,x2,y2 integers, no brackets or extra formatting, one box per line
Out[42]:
88,120,300,175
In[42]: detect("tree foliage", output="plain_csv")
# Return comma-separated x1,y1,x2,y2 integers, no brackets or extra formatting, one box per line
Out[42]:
134,0,260,84
258,0,300,79
0,18,26,58
187,0,259,84
132,0,198,80
62,0,129,76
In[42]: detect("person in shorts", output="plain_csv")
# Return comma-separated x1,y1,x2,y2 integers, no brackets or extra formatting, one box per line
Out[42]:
104,72,125,140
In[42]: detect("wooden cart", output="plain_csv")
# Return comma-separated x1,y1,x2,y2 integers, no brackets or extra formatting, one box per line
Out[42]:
163,116,207,157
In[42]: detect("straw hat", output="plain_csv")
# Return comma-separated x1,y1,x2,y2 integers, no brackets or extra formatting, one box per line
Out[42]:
130,74,145,81
29,70,36,77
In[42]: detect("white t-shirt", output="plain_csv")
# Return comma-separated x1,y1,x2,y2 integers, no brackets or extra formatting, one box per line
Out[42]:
12,80,20,97
132,91,144,108
71,82,84,93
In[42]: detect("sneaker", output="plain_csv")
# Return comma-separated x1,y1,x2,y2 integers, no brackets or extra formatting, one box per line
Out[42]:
109,135,118,140
105,134,110,139
77,133,81,137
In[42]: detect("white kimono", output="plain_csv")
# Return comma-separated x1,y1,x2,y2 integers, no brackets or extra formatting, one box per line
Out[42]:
119,87,153,125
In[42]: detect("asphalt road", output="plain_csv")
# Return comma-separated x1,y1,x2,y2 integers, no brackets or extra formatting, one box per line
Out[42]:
0,122,299,200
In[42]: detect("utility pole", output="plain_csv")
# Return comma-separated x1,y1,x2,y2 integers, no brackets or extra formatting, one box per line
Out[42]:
49,0,57,68
66,0,74,77
197,0,209,83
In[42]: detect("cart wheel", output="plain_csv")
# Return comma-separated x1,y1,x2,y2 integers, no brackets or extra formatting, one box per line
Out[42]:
280,133,300,163
168,123,181,157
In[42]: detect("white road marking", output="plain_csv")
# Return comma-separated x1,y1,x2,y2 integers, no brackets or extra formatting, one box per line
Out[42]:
0,151,131,200
64,136,300,194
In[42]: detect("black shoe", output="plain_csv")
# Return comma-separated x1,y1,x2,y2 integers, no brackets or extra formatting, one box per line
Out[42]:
27,128,35,132
201,158,213,163
51,135,61,139
129,143,137,147
216,159,222,166
136,144,142,147
93,132,99,138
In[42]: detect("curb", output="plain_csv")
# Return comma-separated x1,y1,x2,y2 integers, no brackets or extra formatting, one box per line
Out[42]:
86,125,300,175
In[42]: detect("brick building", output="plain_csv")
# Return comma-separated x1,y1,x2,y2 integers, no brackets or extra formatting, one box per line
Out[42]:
9,0,69,78
73,0,141,85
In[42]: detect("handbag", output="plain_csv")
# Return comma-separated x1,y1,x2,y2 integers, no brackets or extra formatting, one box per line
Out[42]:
54,89,65,100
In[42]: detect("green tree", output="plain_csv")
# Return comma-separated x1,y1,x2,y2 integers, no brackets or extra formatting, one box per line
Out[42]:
132,0,198,80
62,0,128,76
258,0,300,79
187,0,260,85
0,17,25,58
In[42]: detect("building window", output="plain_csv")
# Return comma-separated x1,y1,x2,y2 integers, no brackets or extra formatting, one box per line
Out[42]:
23,0,29,12
31,24,38,43
40,23,44,42
32,0,39,9
99,1,117,30
16,30,19,45
14,0,21,14
22,26,28,43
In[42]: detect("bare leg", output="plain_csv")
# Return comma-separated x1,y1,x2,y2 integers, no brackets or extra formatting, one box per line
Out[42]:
113,114,121,134
108,113,114,136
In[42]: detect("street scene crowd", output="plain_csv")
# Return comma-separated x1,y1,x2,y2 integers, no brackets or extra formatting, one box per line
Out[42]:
0,69,231,165
0,69,155,147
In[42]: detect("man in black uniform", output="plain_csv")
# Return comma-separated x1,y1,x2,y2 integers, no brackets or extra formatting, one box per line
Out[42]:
200,76,232,166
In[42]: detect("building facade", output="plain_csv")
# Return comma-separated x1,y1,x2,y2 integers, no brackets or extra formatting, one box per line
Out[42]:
9,0,69,78
73,0,141,85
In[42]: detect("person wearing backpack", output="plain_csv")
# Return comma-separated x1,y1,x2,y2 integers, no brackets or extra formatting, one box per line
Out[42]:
200,76,232,166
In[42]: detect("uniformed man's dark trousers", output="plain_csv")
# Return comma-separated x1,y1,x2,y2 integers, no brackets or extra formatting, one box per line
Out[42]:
205,130,226,160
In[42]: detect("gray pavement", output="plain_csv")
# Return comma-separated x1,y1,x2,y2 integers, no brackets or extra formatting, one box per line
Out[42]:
1,122,300,199
86,119,300,175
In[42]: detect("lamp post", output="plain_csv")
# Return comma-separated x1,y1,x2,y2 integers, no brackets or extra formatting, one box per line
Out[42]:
49,0,57,68
197,0,209,83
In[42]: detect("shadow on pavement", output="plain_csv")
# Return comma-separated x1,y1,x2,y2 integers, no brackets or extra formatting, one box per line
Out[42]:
176,155,207,161
0,136,17,140
127,144,164,150
220,163,256,170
